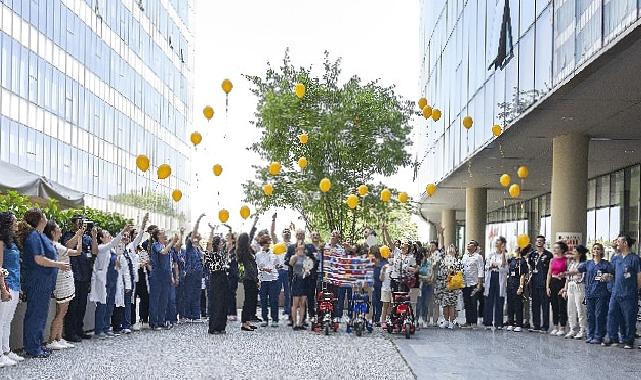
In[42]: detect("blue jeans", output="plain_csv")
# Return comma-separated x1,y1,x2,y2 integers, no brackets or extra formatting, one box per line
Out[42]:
95,284,116,334
23,280,54,355
337,287,353,318
607,295,637,344
259,280,280,322
586,295,609,342
417,282,433,321
149,271,171,328
122,291,133,329
184,271,203,320
484,272,504,328
278,269,291,315
372,285,382,323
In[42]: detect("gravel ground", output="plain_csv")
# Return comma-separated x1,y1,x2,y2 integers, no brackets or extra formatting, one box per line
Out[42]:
2,319,414,380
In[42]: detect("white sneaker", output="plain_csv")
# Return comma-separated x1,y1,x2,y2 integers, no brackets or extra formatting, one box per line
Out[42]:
132,323,142,331
260,321,269,327
422,321,428,329
506,326,514,331
46,341,66,350
574,330,585,340
417,317,424,326
0,355,16,367
122,329,132,334
141,322,149,330
555,329,565,336
564,331,576,339
271,321,279,327
439,320,448,329
549,329,558,335
514,327,522,332
6,352,24,362
58,339,75,348
448,321,457,330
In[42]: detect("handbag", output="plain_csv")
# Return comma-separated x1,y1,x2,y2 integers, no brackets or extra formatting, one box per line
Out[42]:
447,271,464,290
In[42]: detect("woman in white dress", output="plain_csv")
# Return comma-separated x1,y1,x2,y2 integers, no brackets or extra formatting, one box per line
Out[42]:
44,219,83,350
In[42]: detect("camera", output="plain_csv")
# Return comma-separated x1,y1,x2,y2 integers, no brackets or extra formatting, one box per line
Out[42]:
83,220,95,232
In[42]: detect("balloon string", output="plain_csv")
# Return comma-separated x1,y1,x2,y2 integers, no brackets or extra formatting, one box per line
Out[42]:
467,161,472,178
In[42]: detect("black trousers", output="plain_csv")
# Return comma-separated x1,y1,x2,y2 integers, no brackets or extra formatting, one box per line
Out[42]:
201,289,207,317
506,286,524,327
477,286,484,318
64,280,90,338
307,276,317,317
227,276,239,316
208,271,229,332
135,271,150,323
550,278,567,327
462,286,478,324
241,279,258,323
531,287,550,330
112,307,124,331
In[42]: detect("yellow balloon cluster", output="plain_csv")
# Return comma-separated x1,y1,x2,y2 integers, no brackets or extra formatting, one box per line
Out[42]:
190,131,202,146
212,164,223,177
463,116,473,129
136,154,150,172
358,184,369,196
499,174,511,188
240,205,251,220
509,184,521,198
425,184,436,197
294,83,305,99
298,133,309,144
517,166,529,179
298,156,308,170
157,164,171,180
417,97,427,110
203,105,214,121
432,109,442,122
380,188,392,202
492,125,502,137
517,234,530,248
171,189,182,202
218,209,229,224
263,184,273,196
346,194,359,209
398,192,409,203
319,178,332,193
422,105,433,119
269,162,282,176
380,245,391,259
273,242,287,255
221,79,233,94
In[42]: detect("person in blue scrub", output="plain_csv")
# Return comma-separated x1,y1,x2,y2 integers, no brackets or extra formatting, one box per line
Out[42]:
165,228,184,328
602,234,641,349
183,214,206,322
18,209,70,358
572,243,613,344
149,228,177,330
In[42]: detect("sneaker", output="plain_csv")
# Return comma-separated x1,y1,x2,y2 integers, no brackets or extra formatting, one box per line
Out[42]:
589,339,602,344
132,323,142,331
46,341,66,350
122,329,132,334
271,322,279,327
111,330,122,336
260,321,269,327
417,317,424,326
514,327,522,332
58,339,75,349
229,315,238,321
564,331,576,339
152,326,163,331
555,330,565,336
549,329,558,335
0,355,16,367
573,331,585,340
439,320,448,329
422,321,428,329
142,323,150,330
448,321,457,330
506,326,514,331
624,344,633,349
6,352,25,362
601,340,619,347
95,333,107,340
105,332,117,338
485,326,493,331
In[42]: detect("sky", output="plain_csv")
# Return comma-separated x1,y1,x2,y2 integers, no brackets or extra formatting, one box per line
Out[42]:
191,0,428,237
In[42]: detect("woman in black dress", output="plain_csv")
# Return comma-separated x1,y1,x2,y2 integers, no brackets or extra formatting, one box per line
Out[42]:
203,233,229,334
236,232,258,331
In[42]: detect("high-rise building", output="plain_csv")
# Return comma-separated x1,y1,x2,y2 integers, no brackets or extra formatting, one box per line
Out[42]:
418,0,641,254
0,0,193,228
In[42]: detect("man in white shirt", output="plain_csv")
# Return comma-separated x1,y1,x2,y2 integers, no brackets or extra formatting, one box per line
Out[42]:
461,240,484,328
255,235,281,327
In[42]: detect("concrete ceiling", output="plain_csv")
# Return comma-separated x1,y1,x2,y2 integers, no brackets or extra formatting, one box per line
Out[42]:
419,22,641,223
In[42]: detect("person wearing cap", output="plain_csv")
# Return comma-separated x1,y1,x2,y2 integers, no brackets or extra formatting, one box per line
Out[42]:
602,233,641,349
561,244,588,339
461,240,484,328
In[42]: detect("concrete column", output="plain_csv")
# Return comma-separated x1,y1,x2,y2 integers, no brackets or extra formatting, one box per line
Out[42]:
428,223,437,243
442,209,456,247
550,134,589,243
465,188,487,251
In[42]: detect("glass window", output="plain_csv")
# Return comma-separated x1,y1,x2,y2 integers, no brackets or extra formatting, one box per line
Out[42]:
596,175,610,208
628,166,640,242
604,0,637,43
534,7,553,99
519,27,535,109
553,0,576,84
521,0,536,37
536,0,551,17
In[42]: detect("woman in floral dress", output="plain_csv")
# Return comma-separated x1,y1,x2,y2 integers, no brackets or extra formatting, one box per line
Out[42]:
434,244,462,329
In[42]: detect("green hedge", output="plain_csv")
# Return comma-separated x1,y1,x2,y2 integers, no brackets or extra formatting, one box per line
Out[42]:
0,190,132,235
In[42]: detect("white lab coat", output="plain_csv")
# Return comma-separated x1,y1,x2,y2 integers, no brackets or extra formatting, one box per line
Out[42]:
115,254,132,307
483,251,509,298
89,232,123,304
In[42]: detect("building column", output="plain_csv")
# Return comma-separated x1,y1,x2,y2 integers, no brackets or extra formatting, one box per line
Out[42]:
442,209,456,247
550,134,589,243
428,223,437,243
465,188,487,252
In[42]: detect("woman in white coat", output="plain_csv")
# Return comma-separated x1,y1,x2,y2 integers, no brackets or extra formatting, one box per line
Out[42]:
483,237,508,330
89,224,130,339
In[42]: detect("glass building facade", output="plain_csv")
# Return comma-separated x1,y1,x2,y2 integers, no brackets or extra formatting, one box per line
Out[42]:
0,0,193,228
419,0,641,185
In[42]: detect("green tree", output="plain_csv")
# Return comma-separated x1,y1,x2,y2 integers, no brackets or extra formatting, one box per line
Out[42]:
242,51,415,240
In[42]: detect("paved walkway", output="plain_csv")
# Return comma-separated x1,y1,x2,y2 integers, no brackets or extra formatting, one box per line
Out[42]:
396,327,641,380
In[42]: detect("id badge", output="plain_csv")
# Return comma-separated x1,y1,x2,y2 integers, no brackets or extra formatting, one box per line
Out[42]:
86,251,92,258
511,271,516,277
594,270,602,281
533,269,538,274
624,271,631,279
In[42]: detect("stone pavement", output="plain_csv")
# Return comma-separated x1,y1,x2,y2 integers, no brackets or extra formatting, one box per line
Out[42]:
2,319,413,380
395,327,641,380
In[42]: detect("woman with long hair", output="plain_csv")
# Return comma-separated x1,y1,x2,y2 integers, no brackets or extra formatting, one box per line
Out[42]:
44,219,83,350
562,244,588,339
203,229,230,334
0,211,23,365
17,209,69,358
237,232,258,331
289,240,313,330
148,228,176,330
546,241,569,336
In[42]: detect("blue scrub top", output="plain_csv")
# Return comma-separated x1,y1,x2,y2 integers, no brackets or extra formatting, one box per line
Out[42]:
62,232,94,282
611,253,641,298
184,241,203,274
22,230,58,287
3,242,21,291
373,259,388,287
150,241,172,273
578,259,613,299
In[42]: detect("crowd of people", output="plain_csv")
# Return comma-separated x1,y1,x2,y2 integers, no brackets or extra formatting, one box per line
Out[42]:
0,206,640,369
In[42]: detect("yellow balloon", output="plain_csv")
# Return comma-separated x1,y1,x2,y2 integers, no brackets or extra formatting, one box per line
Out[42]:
212,164,223,177
422,105,433,119
425,184,436,197
171,189,182,202
319,178,332,193
346,194,359,209
509,183,521,198
263,184,273,196
492,124,502,137
221,78,233,94
517,234,531,248
463,116,473,129
298,133,309,144
500,174,511,188
298,156,308,170
380,188,392,202
136,154,150,172
417,97,427,110
190,131,202,146
240,205,251,220
380,245,391,259
273,242,287,255
157,164,171,180
517,166,529,179
269,162,282,176
432,109,442,122
294,83,305,99
203,105,214,121
218,209,229,224
398,192,409,203
358,184,369,196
